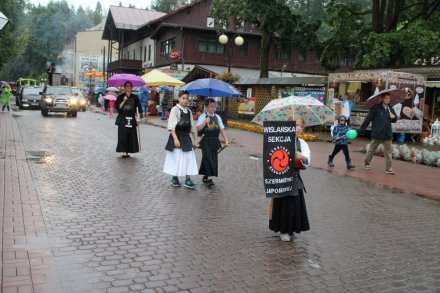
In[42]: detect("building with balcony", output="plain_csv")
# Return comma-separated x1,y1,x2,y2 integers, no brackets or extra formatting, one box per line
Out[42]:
102,0,353,82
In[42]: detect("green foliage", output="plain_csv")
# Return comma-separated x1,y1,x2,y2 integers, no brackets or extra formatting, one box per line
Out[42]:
321,0,440,70
0,0,27,70
216,72,240,84
211,0,320,78
152,0,188,12
0,1,95,80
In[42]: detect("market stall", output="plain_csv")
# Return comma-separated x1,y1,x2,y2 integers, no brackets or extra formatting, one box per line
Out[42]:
328,70,427,134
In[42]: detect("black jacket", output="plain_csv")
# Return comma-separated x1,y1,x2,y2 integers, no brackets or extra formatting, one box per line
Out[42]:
360,103,397,140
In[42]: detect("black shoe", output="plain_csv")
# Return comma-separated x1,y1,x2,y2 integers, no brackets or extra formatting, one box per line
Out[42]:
207,179,214,188
346,160,355,169
202,176,209,183
327,156,334,167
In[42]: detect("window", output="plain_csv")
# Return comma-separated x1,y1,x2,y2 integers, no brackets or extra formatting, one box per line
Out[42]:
143,46,146,62
239,40,248,57
133,49,136,60
148,45,151,61
198,37,224,54
299,49,306,62
275,48,290,60
160,38,176,56
315,49,322,64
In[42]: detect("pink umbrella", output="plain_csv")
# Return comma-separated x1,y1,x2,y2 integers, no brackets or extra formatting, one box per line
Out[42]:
103,94,117,101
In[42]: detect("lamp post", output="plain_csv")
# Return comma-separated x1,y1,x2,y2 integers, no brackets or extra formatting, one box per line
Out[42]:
218,33,244,72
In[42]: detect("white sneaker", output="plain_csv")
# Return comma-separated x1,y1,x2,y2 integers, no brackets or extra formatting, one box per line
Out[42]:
280,234,291,242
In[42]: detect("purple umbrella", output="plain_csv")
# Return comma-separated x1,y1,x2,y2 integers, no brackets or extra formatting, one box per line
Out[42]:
107,73,145,87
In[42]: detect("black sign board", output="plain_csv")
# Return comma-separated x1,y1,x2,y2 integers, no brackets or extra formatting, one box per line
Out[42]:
263,121,296,198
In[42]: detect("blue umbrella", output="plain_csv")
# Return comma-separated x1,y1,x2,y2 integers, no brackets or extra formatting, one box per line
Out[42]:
157,85,173,93
95,87,106,94
179,78,241,97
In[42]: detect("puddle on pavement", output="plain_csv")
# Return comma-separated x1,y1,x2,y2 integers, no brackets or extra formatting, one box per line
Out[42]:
27,150,55,164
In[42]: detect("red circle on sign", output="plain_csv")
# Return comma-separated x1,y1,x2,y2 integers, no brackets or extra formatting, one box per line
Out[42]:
270,149,289,172
170,49,180,60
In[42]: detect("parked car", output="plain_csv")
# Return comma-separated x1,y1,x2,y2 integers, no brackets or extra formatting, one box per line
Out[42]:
15,78,38,105
71,87,87,111
40,86,78,117
17,86,43,109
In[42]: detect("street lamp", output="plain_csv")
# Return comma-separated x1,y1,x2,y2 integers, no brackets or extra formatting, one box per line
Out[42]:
218,33,244,72
0,11,9,30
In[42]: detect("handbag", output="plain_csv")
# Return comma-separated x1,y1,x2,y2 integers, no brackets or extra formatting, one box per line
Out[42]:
115,115,122,125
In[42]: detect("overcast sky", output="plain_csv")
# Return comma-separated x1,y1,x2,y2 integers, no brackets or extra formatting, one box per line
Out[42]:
28,0,155,12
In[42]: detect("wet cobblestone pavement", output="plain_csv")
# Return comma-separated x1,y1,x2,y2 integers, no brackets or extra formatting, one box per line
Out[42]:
1,110,440,293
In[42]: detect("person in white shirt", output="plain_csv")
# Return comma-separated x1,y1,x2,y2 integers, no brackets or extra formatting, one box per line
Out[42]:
163,91,198,188
196,98,230,187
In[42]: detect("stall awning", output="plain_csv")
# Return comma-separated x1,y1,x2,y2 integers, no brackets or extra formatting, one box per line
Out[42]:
426,81,440,88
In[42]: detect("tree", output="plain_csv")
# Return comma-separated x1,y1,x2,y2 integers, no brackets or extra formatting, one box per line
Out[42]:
152,0,188,13
321,0,440,70
0,0,26,70
93,2,103,25
0,1,94,80
211,0,320,78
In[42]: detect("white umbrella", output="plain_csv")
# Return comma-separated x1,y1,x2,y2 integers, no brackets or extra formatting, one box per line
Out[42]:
106,86,119,92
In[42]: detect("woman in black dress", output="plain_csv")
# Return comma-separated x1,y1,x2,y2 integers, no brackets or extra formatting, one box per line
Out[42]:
115,81,143,158
196,98,230,187
269,117,311,241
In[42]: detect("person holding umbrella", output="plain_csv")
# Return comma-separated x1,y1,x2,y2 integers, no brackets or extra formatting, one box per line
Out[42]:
163,90,198,189
360,91,399,174
269,116,311,242
196,98,230,187
115,81,143,158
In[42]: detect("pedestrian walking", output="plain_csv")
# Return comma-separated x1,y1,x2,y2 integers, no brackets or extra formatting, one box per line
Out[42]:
160,90,170,120
115,81,143,158
108,99,116,118
140,87,149,119
327,115,355,169
359,92,397,174
269,117,310,242
163,90,198,189
196,98,230,187
0,84,11,112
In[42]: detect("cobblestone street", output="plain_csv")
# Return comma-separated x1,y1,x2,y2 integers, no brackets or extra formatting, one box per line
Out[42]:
1,109,440,293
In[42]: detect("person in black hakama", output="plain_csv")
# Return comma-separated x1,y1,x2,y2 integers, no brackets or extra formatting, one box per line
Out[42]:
115,81,143,158
269,117,310,242
196,98,230,187
163,91,198,189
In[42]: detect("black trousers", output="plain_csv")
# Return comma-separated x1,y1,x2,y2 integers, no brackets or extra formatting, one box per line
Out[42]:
329,144,351,161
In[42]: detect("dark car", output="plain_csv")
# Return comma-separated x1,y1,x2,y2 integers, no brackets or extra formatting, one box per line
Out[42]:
18,86,43,109
40,86,78,117
71,87,88,111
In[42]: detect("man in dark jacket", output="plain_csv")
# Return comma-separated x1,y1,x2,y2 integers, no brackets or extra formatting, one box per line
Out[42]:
359,93,397,174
